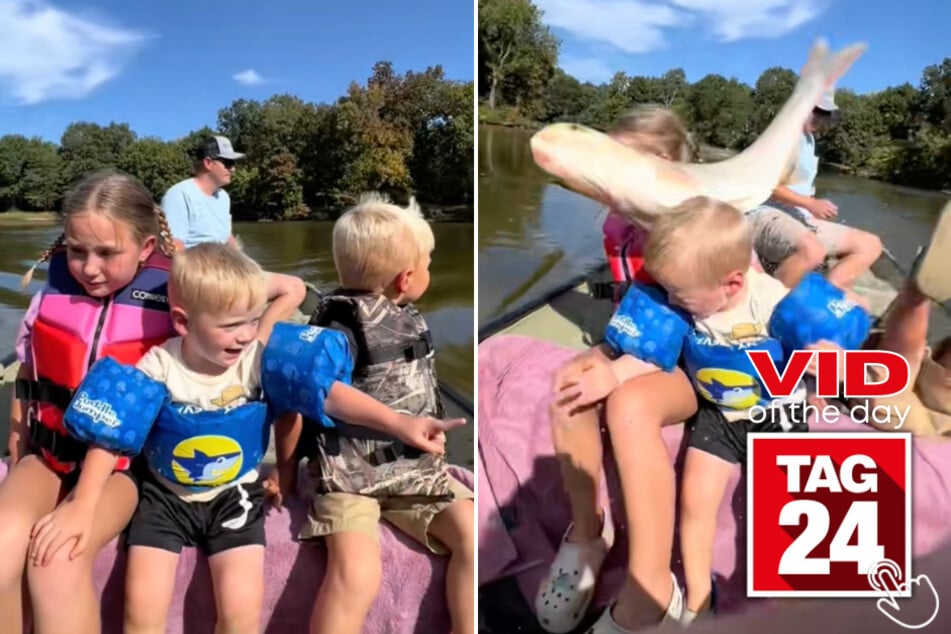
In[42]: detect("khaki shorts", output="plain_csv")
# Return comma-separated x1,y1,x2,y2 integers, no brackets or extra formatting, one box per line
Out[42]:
747,204,848,267
300,474,473,554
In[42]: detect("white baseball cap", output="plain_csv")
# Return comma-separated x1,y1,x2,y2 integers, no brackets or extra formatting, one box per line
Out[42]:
200,135,245,160
815,87,838,112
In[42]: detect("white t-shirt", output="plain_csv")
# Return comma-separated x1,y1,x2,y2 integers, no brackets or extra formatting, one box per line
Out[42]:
136,337,264,502
692,270,807,421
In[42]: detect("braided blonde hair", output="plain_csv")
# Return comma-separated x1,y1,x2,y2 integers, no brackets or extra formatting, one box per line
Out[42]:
610,106,695,162
21,171,176,288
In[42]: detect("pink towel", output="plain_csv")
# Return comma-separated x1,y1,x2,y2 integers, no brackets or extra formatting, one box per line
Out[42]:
477,334,951,616
0,459,472,633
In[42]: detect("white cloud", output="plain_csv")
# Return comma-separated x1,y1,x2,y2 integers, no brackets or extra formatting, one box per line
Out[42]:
0,0,151,105
561,56,616,83
233,69,266,86
537,0,827,54
668,0,824,42
537,0,688,54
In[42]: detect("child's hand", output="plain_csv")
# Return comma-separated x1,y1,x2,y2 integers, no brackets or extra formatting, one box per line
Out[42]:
556,353,618,411
29,497,97,566
397,416,466,455
553,350,595,394
264,465,297,511
263,470,284,509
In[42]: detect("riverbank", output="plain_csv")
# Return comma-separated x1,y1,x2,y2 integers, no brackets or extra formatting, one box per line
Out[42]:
477,117,736,164
1,205,474,226
477,115,950,193
0,211,59,226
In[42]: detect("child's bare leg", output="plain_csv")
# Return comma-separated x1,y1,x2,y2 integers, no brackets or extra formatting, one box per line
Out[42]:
824,226,882,291
0,456,62,631
309,532,382,634
124,547,180,634
535,354,621,632
680,448,733,616
428,499,475,634
208,545,265,634
604,368,697,629
27,471,137,634
549,399,603,541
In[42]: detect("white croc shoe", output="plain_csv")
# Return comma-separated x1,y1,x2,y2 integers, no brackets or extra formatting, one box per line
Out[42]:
535,518,615,633
585,572,685,633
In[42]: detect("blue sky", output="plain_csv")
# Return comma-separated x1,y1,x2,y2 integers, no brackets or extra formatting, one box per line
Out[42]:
539,0,949,92
0,0,474,143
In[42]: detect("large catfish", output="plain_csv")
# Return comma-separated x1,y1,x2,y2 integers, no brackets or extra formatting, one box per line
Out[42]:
529,39,867,227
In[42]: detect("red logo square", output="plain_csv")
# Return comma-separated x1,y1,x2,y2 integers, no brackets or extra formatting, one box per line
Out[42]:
747,432,911,598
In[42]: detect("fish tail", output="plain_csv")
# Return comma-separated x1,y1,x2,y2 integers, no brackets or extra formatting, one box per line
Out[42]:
800,39,868,92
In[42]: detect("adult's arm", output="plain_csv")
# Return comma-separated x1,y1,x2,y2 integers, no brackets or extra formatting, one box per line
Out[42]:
770,184,816,211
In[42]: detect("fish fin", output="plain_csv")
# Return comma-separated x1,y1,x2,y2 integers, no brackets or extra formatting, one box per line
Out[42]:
799,38,829,79
800,39,867,91
823,42,868,89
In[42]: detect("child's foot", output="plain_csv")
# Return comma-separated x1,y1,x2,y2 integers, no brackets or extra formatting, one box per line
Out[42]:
535,516,615,633
585,572,684,633
911,200,951,305
681,576,719,626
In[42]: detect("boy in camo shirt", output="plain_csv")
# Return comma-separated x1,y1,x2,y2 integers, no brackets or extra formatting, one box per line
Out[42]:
268,193,474,634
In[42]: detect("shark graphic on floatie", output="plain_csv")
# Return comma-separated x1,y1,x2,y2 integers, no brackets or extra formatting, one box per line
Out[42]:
173,450,243,483
696,371,763,410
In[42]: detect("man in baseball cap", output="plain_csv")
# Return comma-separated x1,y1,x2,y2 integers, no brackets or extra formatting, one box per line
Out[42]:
746,85,882,294
162,135,246,250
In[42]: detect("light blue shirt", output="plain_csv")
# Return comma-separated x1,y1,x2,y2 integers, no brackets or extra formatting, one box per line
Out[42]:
786,133,819,197
161,178,232,248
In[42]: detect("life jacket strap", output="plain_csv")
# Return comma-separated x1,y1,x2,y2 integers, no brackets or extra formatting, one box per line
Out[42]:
360,331,434,367
15,377,73,410
28,415,88,464
590,280,632,303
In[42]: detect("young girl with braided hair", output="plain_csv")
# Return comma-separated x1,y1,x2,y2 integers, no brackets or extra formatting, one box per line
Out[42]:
0,168,299,634
0,171,176,633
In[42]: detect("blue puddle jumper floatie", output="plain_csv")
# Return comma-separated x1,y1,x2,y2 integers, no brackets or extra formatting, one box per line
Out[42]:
62,323,354,492
603,273,871,410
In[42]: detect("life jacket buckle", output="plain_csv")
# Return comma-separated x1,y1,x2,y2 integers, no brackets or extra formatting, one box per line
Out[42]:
27,413,87,464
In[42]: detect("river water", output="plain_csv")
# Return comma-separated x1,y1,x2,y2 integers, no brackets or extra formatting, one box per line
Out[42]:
478,124,951,330
0,218,474,467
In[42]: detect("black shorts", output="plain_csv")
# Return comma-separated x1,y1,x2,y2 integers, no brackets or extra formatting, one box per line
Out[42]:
126,471,266,556
687,399,808,465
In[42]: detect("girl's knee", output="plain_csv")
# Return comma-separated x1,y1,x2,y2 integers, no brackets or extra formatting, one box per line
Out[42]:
0,523,31,584
605,377,690,431
26,555,92,605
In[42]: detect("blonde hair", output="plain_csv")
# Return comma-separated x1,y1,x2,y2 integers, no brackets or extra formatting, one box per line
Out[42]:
644,196,752,286
22,171,176,288
332,192,434,291
610,106,694,162
169,242,267,316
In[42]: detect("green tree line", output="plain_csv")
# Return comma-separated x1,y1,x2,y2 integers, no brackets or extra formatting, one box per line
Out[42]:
0,62,474,221
478,0,951,191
